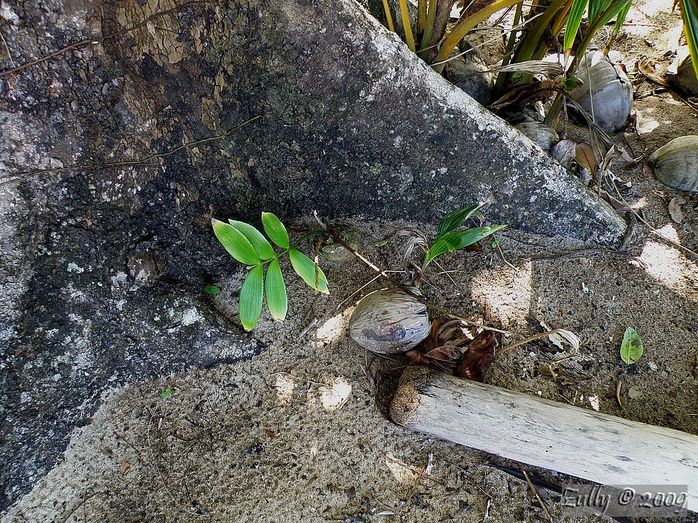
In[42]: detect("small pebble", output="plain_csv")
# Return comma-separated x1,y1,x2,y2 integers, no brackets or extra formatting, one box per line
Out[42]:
628,386,643,399
647,361,658,371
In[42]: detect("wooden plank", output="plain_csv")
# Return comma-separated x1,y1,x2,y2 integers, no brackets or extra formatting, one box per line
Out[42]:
390,367,698,512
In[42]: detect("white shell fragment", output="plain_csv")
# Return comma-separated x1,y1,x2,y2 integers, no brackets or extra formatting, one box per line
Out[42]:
648,135,698,193
570,51,632,133
348,288,431,355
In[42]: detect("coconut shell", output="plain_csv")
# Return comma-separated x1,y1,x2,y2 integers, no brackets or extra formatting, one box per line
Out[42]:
569,51,632,133
349,288,431,355
648,135,698,193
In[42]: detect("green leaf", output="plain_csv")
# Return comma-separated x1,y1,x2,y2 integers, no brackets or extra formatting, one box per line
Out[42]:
229,220,276,260
240,265,264,331
261,212,289,249
596,0,631,28
681,0,698,78
436,204,481,239
587,0,609,24
289,249,329,294
160,387,172,399
620,327,644,365
425,225,507,264
564,0,589,52
212,219,260,266
265,258,287,321
398,0,415,52
203,285,221,296
612,2,631,35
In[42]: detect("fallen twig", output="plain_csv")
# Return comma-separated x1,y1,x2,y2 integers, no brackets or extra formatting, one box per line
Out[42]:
523,470,553,523
318,216,509,335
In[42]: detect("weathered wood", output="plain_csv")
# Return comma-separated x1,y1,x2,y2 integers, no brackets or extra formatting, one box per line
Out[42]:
390,367,698,512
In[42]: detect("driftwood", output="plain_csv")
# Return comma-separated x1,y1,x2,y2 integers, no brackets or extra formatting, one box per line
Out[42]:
390,367,698,512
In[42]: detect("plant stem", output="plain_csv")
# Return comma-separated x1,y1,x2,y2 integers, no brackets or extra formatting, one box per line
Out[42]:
433,0,523,71
419,0,438,52
399,0,416,51
382,0,396,31
323,224,509,334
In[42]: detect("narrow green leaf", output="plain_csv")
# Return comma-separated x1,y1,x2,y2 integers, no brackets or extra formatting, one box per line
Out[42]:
398,0,415,52
596,0,631,27
620,327,644,365
289,249,329,294
425,225,507,264
433,0,524,67
419,0,437,51
612,2,631,35
212,219,260,266
239,265,264,331
261,212,289,249
564,0,589,52
203,285,221,296
588,0,610,24
436,204,481,239
229,220,276,260
681,0,698,78
265,259,287,321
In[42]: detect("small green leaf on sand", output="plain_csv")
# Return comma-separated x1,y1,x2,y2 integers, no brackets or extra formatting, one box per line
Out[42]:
240,264,264,331
211,219,260,266
160,387,173,399
620,327,644,365
265,258,288,321
203,285,221,296
289,249,329,294
261,212,290,249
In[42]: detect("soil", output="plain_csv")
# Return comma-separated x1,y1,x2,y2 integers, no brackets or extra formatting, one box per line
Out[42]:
3,1,697,522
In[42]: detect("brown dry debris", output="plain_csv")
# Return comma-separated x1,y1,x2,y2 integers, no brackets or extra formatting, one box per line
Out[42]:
405,319,496,381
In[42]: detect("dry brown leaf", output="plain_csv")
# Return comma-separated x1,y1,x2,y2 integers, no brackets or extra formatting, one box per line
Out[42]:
637,57,670,87
456,330,495,381
120,462,131,475
575,143,597,174
668,196,686,224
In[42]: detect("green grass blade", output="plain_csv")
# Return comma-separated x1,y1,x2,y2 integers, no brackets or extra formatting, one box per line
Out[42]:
228,220,276,260
502,0,567,70
681,0,698,78
564,0,589,52
596,0,630,26
239,265,264,331
418,0,426,34
289,249,329,294
382,0,396,31
436,204,481,238
420,0,437,50
587,0,610,24
398,0,416,51
265,258,287,321
425,225,507,264
612,1,631,34
434,0,523,66
212,219,260,266
261,212,290,249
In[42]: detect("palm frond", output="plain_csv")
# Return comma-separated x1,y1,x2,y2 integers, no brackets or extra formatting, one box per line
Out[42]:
680,0,698,77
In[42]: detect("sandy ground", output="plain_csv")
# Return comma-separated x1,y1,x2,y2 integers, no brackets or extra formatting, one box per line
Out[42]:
3,1,698,522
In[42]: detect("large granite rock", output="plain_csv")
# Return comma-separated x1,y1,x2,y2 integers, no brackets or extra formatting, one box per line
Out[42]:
0,0,625,511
